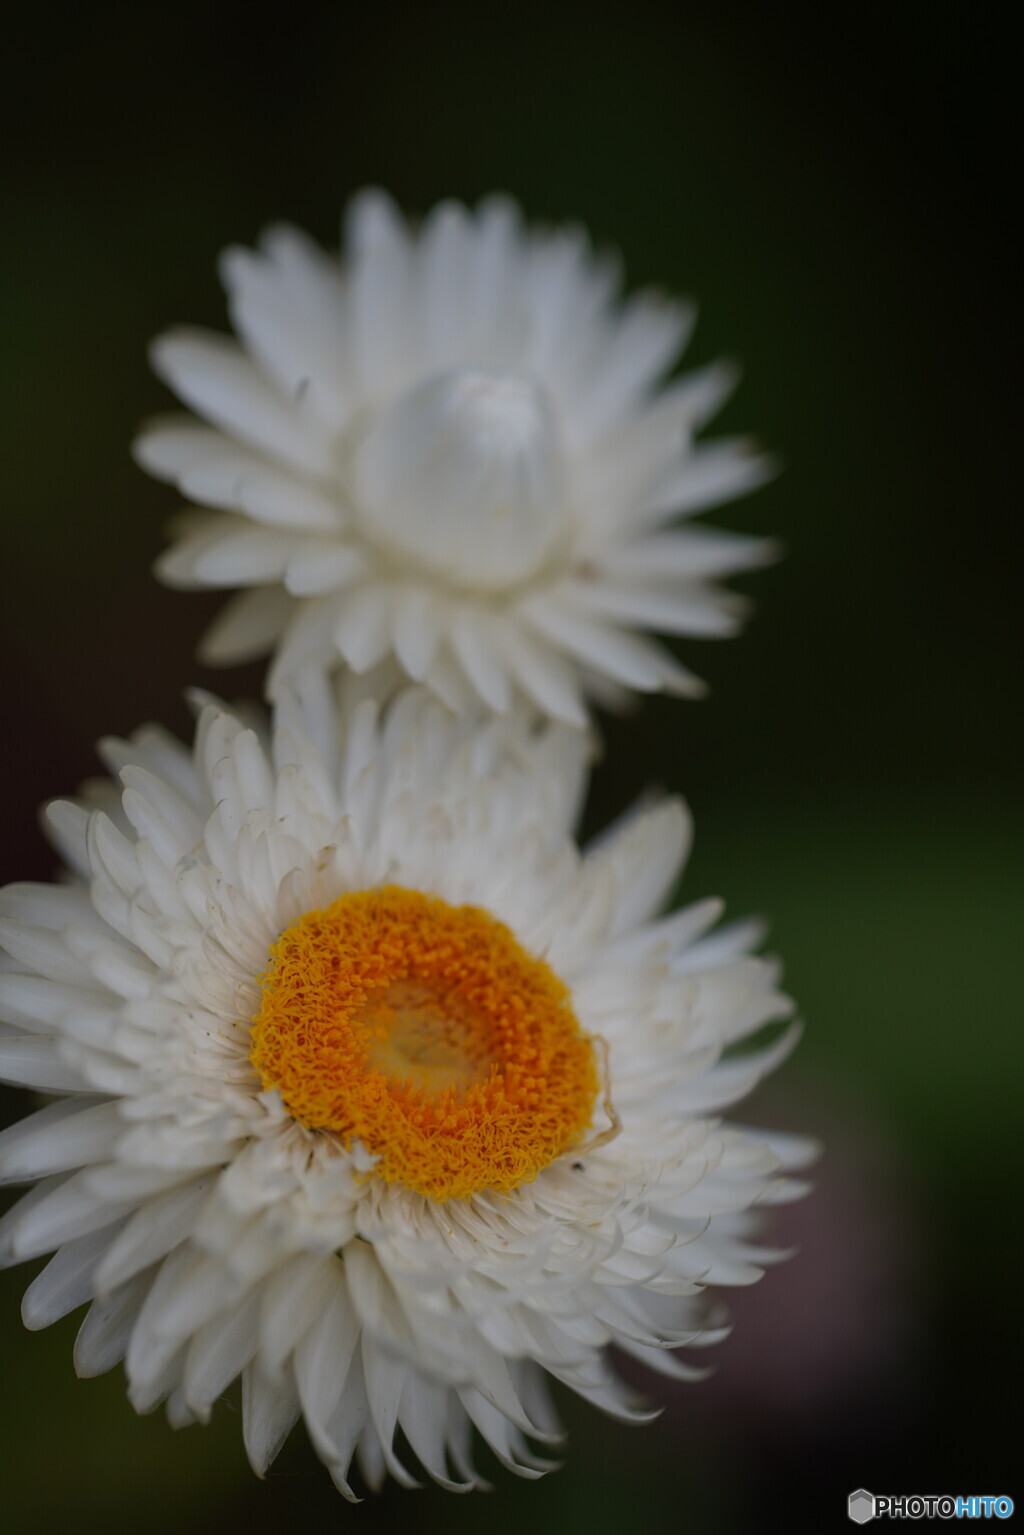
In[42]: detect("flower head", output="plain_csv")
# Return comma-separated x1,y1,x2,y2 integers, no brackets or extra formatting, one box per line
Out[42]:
138,191,777,724
0,685,810,1494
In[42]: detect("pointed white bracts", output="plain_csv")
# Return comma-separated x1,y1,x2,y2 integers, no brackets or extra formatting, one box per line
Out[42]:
0,685,810,1492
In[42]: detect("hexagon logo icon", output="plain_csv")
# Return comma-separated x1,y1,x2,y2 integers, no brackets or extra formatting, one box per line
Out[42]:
848,1489,875,1524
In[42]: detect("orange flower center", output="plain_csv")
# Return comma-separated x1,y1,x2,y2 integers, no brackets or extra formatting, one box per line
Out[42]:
250,886,599,1201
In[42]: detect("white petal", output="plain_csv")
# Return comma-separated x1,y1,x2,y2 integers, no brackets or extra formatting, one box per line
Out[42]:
220,243,349,427
391,588,442,682
257,1252,340,1377
11,1170,137,1262
283,542,367,597
347,189,417,398
0,974,110,1035
608,528,779,581
183,1287,260,1418
0,919,94,986
494,615,587,727
561,578,748,638
0,1099,122,1185
450,608,512,713
150,329,334,477
119,766,203,868
190,527,301,586
419,200,479,368
95,1177,213,1292
135,418,341,530
399,1372,472,1491
644,440,776,521
243,1358,302,1476
334,585,395,673
198,585,297,665
294,1264,361,1460
679,1022,802,1113
266,593,347,692
570,293,694,445
456,1389,551,1479
361,1337,418,1487
593,798,692,937
74,1268,154,1376
0,883,97,929
0,1174,70,1267
0,1033,91,1092
22,1219,129,1330
520,597,665,690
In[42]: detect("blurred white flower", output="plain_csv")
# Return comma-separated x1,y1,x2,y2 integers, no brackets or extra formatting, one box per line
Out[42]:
0,684,810,1495
138,191,777,723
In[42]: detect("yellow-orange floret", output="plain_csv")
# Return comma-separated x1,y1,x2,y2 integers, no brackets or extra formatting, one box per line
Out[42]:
250,886,599,1201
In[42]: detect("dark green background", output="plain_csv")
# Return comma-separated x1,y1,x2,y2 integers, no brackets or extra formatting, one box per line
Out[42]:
1,3,1018,1531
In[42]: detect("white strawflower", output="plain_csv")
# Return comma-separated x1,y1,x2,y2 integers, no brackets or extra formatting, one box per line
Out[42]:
0,684,810,1495
137,191,777,724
